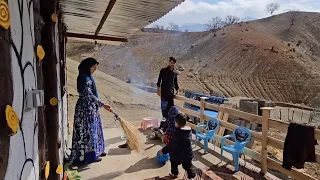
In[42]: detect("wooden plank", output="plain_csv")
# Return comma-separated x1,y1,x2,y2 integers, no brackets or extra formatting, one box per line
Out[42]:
66,32,128,42
215,112,228,146
187,122,319,180
200,97,206,125
268,118,289,133
267,158,317,180
175,95,201,106
178,94,320,179
94,0,117,36
217,110,224,120
267,135,320,165
205,103,262,124
268,136,284,149
269,118,320,141
177,105,201,119
215,104,232,147
186,122,262,162
261,107,273,174
204,115,262,142
179,98,320,163
180,105,262,143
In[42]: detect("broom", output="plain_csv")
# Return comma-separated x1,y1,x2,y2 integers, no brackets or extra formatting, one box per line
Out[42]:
112,111,145,152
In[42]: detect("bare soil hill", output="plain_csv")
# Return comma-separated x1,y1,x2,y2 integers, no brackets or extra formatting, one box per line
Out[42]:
66,59,161,130
67,12,320,107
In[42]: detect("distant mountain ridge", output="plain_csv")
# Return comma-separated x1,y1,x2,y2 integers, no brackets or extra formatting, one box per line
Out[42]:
180,23,207,32
67,12,320,107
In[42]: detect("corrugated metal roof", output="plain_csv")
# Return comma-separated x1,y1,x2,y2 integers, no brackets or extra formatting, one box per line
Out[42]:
60,0,184,44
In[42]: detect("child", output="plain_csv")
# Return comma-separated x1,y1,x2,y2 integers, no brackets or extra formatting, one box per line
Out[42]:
162,106,180,145
158,113,195,179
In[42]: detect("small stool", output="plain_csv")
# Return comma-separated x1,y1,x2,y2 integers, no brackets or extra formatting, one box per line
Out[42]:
141,117,159,130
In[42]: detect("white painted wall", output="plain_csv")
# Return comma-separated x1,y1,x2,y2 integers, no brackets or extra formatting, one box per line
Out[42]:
5,1,67,180
54,18,65,178
7,0,39,179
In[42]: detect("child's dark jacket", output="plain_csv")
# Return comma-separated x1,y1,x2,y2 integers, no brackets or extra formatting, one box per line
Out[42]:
162,126,194,162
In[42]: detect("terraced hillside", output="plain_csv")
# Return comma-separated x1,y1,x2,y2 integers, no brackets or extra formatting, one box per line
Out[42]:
67,12,320,107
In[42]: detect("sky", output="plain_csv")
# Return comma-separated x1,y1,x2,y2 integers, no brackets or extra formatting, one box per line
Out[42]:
150,0,320,27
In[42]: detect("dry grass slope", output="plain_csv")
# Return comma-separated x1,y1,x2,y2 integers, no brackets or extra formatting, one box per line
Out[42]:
67,12,320,107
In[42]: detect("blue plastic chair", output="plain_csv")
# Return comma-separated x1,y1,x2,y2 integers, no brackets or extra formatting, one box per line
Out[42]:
220,126,251,171
196,118,220,153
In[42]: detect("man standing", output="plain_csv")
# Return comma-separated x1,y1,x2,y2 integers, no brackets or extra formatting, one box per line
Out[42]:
157,57,179,119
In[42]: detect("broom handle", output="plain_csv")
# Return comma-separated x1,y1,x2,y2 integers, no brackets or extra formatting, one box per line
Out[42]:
111,111,121,121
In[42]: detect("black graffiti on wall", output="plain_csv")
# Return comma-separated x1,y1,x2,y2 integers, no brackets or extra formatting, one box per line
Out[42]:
9,0,38,179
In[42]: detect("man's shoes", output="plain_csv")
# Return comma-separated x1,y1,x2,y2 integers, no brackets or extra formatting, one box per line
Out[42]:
69,164,78,170
95,157,102,162
118,143,128,148
100,152,107,157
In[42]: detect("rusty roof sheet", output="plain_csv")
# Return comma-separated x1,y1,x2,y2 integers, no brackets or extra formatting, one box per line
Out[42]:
60,0,184,43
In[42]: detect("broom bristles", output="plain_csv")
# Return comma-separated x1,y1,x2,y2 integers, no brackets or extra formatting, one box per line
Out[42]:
118,117,144,152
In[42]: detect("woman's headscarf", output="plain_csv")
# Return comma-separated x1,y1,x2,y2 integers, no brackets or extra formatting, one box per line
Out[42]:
77,58,99,97
165,106,180,134
168,106,180,119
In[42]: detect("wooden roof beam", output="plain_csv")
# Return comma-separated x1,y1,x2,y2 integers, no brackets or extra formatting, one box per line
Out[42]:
94,0,117,36
66,32,128,42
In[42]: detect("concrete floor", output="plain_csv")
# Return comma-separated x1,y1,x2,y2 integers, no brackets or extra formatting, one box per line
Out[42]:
75,128,280,180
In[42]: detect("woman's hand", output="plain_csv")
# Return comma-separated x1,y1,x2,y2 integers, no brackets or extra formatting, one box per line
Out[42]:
158,150,163,156
103,104,112,112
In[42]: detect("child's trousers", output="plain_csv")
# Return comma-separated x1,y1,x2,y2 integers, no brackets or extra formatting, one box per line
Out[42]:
170,160,195,178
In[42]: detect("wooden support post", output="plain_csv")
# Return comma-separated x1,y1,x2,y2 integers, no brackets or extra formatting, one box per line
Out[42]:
34,0,47,178
200,97,207,125
215,104,232,147
0,0,13,177
58,14,67,97
41,0,60,179
261,107,273,174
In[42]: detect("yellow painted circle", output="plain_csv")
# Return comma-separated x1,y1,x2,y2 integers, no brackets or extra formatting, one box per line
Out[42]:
0,0,10,29
45,161,50,179
37,45,45,61
5,105,19,135
51,13,57,23
56,164,63,175
50,97,58,106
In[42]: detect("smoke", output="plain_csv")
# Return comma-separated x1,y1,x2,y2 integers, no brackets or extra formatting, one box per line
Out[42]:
125,50,148,85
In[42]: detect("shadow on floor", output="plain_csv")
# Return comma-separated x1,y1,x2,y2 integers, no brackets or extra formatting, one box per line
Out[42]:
105,136,123,145
89,170,125,180
137,128,271,180
208,164,268,180
139,128,164,151
191,140,268,179
124,157,165,173
77,164,91,172
145,165,268,180
144,175,173,180
107,148,131,156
